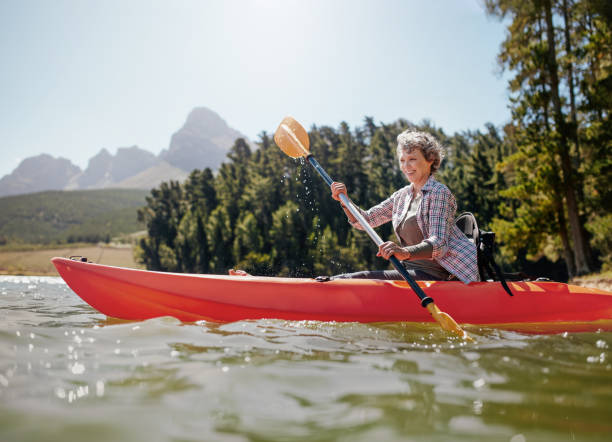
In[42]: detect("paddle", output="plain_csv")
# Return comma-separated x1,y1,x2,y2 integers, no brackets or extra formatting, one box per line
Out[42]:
274,116,471,340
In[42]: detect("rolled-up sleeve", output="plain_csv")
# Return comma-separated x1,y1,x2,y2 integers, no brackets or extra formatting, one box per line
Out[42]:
348,195,394,231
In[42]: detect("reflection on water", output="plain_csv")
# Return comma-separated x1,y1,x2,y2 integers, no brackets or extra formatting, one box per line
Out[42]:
0,275,611,441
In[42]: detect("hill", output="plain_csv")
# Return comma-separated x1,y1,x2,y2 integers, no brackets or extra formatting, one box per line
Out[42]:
0,188,149,244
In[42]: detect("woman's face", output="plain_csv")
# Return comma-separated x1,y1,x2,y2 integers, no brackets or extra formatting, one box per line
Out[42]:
398,147,433,186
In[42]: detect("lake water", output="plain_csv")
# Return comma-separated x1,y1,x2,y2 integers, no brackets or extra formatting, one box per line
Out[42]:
1,275,611,441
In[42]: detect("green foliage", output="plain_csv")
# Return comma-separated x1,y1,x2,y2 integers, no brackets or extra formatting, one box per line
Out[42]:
0,189,148,244
136,180,186,271
310,226,366,276
137,121,514,277
587,213,612,271
485,0,611,276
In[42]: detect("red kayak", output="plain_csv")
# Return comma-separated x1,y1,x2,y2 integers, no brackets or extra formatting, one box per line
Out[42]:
52,257,612,333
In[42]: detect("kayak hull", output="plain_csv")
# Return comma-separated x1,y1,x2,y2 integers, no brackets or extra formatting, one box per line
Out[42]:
51,257,612,332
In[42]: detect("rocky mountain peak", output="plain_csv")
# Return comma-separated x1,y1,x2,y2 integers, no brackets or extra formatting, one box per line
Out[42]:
161,106,247,171
0,154,81,197
77,146,160,189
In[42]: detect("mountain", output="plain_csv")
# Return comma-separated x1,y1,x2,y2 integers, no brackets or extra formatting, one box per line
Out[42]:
76,146,159,189
115,161,189,188
160,107,246,171
0,107,248,197
0,154,81,198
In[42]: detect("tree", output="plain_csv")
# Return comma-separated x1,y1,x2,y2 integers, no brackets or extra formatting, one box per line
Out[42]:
205,205,233,273
484,0,611,275
136,181,185,271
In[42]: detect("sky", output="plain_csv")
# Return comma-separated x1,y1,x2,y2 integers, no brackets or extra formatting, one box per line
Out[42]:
0,0,510,178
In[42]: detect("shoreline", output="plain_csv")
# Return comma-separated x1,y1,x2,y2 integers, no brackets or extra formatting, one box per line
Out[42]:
0,244,142,276
570,276,612,292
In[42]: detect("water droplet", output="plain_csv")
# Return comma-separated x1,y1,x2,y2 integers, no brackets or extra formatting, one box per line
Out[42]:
473,378,486,389
76,385,88,398
70,362,85,375
96,380,105,396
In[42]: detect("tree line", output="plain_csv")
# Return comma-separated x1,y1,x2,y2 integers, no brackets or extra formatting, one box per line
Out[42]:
136,0,610,280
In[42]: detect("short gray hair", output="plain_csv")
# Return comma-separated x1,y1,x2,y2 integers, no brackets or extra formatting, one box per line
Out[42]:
396,130,445,174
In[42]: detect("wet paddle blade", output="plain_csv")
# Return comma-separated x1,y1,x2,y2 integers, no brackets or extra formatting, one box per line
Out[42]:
274,116,310,158
426,303,473,341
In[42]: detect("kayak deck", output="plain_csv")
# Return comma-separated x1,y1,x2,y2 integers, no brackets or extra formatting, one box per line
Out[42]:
52,257,612,333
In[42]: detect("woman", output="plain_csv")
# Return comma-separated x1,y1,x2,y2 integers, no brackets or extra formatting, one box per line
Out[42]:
329,129,479,284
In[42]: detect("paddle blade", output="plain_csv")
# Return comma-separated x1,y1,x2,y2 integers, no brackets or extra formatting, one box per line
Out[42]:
274,116,310,158
426,303,473,341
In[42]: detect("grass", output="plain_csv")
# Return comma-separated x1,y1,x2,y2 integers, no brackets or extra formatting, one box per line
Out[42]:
0,188,148,244
0,244,143,276
0,242,95,252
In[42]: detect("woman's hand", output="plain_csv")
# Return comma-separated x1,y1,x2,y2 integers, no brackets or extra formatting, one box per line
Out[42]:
377,241,411,261
331,182,348,202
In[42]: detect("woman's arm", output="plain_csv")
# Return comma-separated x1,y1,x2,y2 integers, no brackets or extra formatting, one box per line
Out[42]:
331,182,394,230
331,182,360,224
377,240,433,261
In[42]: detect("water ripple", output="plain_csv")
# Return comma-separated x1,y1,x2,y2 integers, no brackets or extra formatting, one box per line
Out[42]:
1,277,611,441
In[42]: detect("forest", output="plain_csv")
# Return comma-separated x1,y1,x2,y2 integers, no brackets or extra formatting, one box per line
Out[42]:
136,0,611,281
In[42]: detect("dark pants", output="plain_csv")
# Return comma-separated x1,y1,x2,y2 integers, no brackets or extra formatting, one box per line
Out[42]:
332,268,445,281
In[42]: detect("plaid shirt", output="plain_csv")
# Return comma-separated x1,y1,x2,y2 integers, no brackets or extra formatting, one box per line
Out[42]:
349,176,480,283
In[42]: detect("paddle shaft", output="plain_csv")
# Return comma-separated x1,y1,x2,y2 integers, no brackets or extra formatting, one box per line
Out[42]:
306,155,433,308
